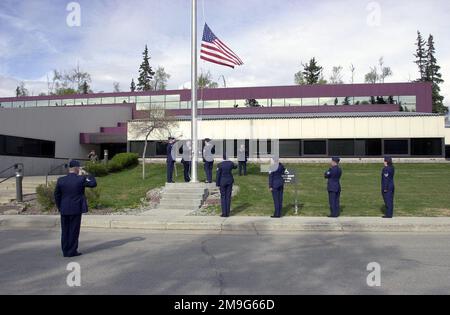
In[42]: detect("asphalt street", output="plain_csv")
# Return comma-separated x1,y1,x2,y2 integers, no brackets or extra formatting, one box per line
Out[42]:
1,228,450,295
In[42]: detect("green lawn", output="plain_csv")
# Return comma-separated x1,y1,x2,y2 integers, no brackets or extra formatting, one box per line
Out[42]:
96,163,450,217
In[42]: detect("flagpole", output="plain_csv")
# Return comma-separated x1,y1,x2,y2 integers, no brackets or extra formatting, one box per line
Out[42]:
191,0,199,183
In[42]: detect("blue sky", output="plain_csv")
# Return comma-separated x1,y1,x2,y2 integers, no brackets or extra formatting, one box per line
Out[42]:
0,0,449,107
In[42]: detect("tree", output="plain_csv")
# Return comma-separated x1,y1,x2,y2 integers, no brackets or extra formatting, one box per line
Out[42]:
49,66,91,95
365,57,393,84
137,45,155,91
378,57,393,83
302,58,323,85
134,108,177,179
15,82,28,97
329,66,344,84
294,70,306,85
152,67,171,91
349,64,356,84
365,67,379,84
425,35,447,114
130,79,136,92
198,71,219,88
414,31,427,82
113,82,121,93
81,81,90,94
245,99,260,107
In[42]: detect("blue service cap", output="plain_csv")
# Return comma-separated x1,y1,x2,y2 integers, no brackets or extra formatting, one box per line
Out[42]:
384,156,393,163
69,160,81,168
332,157,341,163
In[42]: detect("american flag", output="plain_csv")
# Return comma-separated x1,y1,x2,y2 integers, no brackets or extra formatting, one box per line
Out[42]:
200,24,244,69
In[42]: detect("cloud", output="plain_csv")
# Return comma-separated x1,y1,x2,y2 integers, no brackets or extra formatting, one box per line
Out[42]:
0,0,449,108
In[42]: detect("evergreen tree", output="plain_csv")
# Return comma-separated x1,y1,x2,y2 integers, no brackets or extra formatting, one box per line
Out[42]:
426,35,447,114
130,78,136,92
302,58,323,85
414,31,427,81
81,81,90,94
137,45,155,91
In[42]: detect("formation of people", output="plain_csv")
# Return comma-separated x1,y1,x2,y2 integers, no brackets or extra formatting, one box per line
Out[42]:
165,138,396,220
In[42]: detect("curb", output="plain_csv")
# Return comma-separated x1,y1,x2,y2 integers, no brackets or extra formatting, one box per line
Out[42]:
2,215,450,233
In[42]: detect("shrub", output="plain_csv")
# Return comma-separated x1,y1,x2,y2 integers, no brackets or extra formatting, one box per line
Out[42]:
36,182,56,211
110,153,139,169
84,162,109,177
36,181,102,210
107,160,122,173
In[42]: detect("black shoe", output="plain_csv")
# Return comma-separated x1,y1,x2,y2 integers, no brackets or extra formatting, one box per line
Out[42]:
64,252,82,258
220,215,229,218
271,216,281,218
328,215,338,218
382,216,393,219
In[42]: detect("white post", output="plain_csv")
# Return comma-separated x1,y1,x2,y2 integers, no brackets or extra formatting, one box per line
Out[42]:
191,0,199,183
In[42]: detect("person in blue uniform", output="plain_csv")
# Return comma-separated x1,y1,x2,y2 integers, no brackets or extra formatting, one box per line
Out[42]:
382,156,395,219
216,155,237,217
54,160,97,258
166,137,177,183
269,157,286,218
181,140,192,183
324,157,342,218
237,144,248,176
203,138,215,183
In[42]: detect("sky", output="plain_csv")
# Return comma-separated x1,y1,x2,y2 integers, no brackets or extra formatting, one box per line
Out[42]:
0,0,449,108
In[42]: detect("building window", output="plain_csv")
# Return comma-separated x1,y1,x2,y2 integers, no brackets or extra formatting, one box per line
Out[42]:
303,140,327,155
384,139,409,155
302,98,319,106
0,135,55,158
329,139,355,156
355,139,383,156
411,138,443,156
219,100,236,108
285,98,302,106
280,140,302,157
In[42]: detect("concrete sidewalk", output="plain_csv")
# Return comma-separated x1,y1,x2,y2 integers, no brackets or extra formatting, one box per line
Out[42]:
1,214,450,233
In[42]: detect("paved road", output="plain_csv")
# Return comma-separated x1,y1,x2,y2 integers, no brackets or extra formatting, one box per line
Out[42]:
1,228,450,295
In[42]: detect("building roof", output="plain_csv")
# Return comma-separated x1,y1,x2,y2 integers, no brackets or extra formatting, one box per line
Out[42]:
172,112,443,121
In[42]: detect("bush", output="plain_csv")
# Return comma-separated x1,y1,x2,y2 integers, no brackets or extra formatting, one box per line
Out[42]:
84,162,109,177
110,153,139,169
36,181,102,210
107,160,122,173
36,182,56,211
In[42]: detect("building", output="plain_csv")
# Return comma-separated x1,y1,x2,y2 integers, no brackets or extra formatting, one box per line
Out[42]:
0,82,449,176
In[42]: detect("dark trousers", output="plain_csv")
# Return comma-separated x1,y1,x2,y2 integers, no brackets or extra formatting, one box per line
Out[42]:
328,191,341,217
272,186,284,217
61,215,82,257
167,161,175,182
383,190,394,218
204,161,214,183
220,184,233,217
182,161,191,182
238,161,247,176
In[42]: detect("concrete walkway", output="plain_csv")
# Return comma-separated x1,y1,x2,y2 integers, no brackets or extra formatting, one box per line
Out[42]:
2,214,450,233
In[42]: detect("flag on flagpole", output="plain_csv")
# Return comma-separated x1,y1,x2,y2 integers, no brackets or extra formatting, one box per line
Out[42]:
200,24,244,69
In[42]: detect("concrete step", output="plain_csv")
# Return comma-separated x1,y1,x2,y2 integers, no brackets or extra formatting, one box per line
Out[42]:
157,203,201,210
159,199,202,208
161,192,206,200
163,187,207,194
140,209,194,216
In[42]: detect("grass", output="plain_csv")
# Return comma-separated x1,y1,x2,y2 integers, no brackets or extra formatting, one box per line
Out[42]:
95,163,450,217
96,164,166,209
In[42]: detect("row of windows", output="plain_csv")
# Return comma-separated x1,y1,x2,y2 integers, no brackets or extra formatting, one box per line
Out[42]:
0,135,55,158
129,138,443,158
0,95,417,112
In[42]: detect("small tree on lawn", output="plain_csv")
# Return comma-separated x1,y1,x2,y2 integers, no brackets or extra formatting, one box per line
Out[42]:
135,108,177,179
